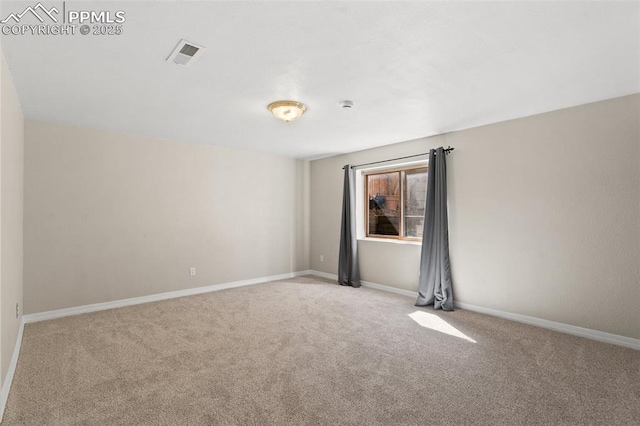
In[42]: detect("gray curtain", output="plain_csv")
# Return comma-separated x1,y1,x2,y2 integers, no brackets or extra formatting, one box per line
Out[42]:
338,165,360,287
416,147,454,310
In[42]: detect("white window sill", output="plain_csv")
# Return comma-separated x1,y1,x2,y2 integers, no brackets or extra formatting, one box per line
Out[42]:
358,237,422,246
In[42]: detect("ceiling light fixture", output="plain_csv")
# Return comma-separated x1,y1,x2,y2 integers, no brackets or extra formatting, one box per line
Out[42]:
267,100,307,122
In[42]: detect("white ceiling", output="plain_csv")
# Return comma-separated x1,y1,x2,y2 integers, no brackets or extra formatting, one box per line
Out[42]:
2,1,639,159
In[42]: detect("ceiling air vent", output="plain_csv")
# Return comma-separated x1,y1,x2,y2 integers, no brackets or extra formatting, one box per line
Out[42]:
167,39,205,67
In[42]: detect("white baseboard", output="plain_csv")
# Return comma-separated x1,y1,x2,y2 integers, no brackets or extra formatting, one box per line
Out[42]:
305,270,338,281
0,317,25,422
306,270,639,350
23,271,310,324
453,301,640,350
361,281,419,298
307,270,419,297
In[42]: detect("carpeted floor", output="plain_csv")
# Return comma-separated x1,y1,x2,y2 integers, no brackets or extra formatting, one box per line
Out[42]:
3,276,639,425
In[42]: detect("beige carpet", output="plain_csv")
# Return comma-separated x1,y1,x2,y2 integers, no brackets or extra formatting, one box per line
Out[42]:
3,276,639,425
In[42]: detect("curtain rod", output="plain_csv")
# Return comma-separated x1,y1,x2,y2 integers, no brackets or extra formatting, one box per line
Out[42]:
343,146,454,170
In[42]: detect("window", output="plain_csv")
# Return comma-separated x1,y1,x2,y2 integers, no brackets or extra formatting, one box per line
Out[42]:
365,166,428,241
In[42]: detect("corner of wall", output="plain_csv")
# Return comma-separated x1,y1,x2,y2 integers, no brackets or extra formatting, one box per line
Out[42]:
0,48,25,392
295,159,311,271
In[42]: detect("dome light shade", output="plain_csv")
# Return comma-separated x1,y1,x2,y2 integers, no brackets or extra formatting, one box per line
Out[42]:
267,100,307,122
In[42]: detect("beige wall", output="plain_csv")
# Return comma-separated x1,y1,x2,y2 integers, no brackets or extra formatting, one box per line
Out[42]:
311,94,640,340
0,51,24,384
24,120,309,314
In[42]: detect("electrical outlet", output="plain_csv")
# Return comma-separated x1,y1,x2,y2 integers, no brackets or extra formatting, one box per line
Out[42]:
190,267,196,277
16,303,19,318
320,255,324,262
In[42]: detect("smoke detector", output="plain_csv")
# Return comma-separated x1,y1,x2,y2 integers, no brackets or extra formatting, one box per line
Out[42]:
339,100,354,109
167,39,205,67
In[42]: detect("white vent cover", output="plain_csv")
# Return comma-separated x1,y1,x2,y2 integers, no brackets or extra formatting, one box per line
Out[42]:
167,39,205,67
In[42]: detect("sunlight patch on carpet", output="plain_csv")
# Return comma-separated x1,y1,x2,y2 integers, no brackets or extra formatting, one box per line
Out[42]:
409,311,476,343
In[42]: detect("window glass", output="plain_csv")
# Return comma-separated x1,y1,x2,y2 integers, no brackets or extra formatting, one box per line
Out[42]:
367,172,400,236
404,168,428,238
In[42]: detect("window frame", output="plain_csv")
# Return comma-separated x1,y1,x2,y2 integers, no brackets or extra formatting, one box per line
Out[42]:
364,164,428,242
